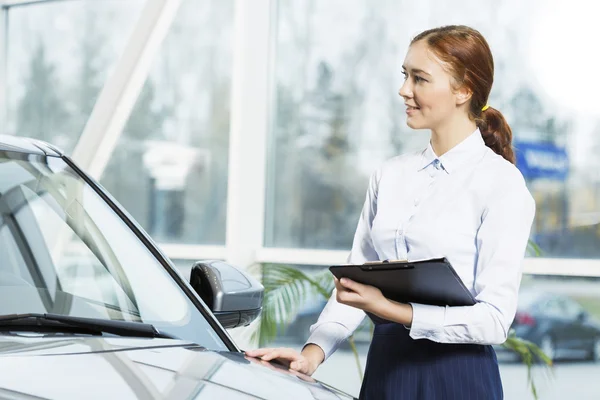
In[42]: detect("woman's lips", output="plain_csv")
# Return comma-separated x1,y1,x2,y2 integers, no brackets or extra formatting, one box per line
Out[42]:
406,105,420,115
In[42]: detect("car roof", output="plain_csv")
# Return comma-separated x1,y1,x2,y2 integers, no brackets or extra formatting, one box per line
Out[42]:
518,288,554,307
0,134,63,157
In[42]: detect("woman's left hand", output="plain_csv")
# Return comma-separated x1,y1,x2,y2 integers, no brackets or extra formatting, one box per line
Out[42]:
334,276,388,315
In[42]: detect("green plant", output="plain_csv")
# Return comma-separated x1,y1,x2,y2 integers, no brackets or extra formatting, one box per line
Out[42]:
250,260,553,399
503,332,554,399
527,239,543,257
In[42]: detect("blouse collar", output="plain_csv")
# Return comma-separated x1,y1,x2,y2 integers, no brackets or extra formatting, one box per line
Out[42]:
419,128,487,174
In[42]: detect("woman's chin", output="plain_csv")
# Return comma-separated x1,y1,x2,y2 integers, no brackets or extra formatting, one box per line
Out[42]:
406,118,424,130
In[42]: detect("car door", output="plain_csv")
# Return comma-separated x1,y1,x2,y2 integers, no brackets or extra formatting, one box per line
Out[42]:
541,297,572,350
562,297,595,352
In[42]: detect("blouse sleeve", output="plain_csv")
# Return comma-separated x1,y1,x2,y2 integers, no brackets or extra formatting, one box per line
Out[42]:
408,174,536,344
303,168,381,360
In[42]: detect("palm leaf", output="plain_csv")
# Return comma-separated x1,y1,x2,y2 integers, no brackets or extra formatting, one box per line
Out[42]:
527,239,543,257
347,335,364,380
251,263,367,374
502,334,553,399
249,263,333,346
312,267,336,296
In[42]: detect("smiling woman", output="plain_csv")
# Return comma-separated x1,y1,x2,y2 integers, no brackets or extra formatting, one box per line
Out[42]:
400,26,515,164
251,25,536,400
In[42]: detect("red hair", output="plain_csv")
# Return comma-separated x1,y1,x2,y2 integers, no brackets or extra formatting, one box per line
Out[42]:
412,25,515,164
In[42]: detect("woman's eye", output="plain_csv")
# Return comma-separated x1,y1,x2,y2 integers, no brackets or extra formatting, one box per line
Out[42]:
414,75,425,83
401,71,408,80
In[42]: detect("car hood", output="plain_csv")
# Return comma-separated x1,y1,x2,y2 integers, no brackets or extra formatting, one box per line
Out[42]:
0,337,354,399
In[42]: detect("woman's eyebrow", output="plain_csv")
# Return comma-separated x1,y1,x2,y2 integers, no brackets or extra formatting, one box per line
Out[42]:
402,65,432,77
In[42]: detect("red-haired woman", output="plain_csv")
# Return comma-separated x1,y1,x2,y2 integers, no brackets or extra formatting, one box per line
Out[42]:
246,25,535,399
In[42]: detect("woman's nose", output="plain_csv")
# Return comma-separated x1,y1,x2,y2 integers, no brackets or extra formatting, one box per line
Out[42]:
398,80,412,99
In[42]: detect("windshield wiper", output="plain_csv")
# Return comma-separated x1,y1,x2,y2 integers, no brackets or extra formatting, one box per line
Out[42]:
0,313,174,339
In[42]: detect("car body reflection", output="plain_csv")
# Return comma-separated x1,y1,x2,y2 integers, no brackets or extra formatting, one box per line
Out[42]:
0,336,349,399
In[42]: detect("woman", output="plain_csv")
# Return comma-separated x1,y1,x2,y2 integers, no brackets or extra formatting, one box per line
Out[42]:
246,25,535,399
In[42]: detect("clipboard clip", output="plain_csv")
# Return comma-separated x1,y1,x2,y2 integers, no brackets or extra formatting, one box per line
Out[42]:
360,259,414,271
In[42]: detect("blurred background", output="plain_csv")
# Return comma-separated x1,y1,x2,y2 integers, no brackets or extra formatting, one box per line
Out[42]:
2,0,599,398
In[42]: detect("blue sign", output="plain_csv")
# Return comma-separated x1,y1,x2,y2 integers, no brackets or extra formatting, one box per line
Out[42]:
514,141,569,181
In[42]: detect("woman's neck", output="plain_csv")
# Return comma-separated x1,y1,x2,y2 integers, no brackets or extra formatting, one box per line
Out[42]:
430,118,477,157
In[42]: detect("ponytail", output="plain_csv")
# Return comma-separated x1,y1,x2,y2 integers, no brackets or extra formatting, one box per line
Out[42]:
477,107,515,164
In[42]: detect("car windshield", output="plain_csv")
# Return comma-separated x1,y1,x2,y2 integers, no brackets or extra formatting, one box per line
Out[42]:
0,150,226,350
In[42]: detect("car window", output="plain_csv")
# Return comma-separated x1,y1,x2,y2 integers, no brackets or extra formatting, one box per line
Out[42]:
561,298,584,318
542,297,582,319
0,224,35,286
541,297,564,316
26,192,141,320
0,151,227,350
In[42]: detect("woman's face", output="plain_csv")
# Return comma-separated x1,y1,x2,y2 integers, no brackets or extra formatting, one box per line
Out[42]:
398,40,462,131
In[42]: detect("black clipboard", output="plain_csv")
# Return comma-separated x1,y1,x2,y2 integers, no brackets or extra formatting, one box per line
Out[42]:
329,257,475,307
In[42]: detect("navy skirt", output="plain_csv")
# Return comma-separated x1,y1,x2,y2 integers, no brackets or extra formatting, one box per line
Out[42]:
359,315,503,400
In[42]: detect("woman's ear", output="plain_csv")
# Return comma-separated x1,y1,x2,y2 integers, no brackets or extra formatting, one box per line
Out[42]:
455,86,472,106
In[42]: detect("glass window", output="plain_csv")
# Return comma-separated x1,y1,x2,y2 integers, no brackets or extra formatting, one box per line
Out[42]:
266,0,417,249
100,0,234,245
6,0,145,153
265,0,600,260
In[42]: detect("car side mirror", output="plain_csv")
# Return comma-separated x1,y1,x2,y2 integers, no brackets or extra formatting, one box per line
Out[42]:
190,260,264,329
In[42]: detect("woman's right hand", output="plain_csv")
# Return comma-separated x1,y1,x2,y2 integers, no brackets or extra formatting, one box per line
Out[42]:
244,344,325,376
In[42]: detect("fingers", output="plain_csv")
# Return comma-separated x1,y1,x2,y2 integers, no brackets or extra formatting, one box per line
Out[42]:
245,347,300,363
334,278,343,292
339,277,361,291
260,348,299,362
335,279,366,306
289,359,304,371
290,358,315,376
246,347,314,376
334,277,362,292
244,348,275,358
336,289,362,304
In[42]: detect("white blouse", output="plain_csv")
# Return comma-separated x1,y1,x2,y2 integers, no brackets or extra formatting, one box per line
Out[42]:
305,129,536,361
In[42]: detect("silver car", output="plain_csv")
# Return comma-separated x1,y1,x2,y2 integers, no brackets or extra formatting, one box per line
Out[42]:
0,135,354,400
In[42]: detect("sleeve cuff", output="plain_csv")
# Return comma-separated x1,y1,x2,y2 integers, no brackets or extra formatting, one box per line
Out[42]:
303,323,351,361
408,302,446,341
